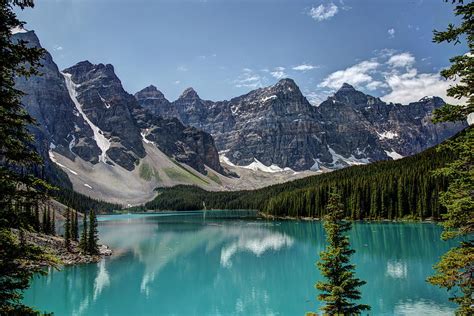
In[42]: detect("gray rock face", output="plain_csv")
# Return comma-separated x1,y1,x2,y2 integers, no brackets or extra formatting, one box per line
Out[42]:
14,31,225,175
129,102,224,175
62,61,146,170
136,80,467,171
13,31,101,165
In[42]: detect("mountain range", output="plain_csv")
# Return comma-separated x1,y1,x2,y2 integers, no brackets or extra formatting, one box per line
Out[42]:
13,30,467,205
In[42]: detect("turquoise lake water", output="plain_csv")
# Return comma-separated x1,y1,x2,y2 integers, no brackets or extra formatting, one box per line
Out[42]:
23,212,458,315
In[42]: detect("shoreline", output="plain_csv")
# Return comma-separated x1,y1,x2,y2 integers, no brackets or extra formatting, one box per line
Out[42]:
15,229,112,268
103,209,442,224
258,212,442,223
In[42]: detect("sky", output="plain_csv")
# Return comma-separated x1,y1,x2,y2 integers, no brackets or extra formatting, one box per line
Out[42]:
15,0,467,105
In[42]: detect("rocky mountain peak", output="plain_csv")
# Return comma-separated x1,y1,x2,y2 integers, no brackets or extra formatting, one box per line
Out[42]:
135,85,167,101
332,83,374,106
11,29,41,47
179,87,200,100
260,78,305,101
339,82,356,91
275,78,298,90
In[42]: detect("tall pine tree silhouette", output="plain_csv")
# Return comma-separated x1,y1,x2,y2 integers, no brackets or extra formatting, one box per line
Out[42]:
315,188,370,315
87,210,99,254
79,211,88,252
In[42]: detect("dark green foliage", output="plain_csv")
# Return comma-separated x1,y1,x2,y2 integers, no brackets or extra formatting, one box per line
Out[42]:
52,187,121,214
50,206,55,235
0,1,77,313
140,134,462,220
64,208,71,249
0,0,52,231
87,210,99,255
315,189,370,315
79,211,88,253
426,2,474,313
72,210,79,241
0,229,56,315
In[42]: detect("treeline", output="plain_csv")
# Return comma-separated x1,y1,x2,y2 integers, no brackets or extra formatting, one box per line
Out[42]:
64,208,99,254
52,188,122,214
140,130,466,220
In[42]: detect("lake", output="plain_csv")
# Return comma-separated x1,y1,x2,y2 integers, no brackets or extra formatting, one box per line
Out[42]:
23,211,457,315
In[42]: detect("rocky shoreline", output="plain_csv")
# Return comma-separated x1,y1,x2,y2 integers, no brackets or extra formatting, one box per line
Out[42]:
15,229,112,267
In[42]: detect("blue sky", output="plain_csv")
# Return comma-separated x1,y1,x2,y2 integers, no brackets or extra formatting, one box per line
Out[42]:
15,0,466,104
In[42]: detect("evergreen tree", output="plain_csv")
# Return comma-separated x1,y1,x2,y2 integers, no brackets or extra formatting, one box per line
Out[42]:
72,210,79,241
315,189,370,315
0,1,58,311
64,207,71,250
79,211,88,253
33,204,40,232
45,206,51,235
427,1,474,313
87,210,99,254
41,206,47,234
51,206,55,235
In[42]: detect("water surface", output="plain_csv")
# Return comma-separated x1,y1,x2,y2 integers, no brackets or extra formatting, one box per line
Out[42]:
24,212,457,315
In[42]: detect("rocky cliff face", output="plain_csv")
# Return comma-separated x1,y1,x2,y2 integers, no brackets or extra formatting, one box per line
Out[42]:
62,61,146,170
136,80,467,171
13,31,101,166
14,31,224,176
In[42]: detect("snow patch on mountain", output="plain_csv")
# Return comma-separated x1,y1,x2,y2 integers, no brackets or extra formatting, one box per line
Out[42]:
11,26,28,34
260,95,278,103
62,72,111,163
385,150,404,160
98,92,111,109
220,154,293,173
377,131,398,140
241,158,293,173
48,147,78,175
141,129,155,145
328,147,370,167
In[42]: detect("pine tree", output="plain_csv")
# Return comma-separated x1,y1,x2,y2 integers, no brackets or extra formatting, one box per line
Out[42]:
33,204,40,232
426,2,474,314
72,210,79,241
0,1,56,313
87,210,99,254
51,206,55,235
315,188,370,315
41,206,47,233
45,206,51,235
64,208,71,250
79,211,88,253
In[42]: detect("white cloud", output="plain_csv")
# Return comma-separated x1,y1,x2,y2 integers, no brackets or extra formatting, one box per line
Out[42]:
304,90,328,106
319,60,380,90
366,80,387,91
177,65,188,72
234,69,266,89
388,28,396,38
271,71,286,79
313,49,463,106
308,3,339,21
270,67,287,79
382,71,458,105
174,80,181,84
53,45,63,51
387,52,415,68
292,64,319,71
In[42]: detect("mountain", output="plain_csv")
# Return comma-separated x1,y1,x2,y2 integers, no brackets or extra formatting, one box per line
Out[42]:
13,30,233,205
141,127,470,217
13,30,467,205
135,80,467,171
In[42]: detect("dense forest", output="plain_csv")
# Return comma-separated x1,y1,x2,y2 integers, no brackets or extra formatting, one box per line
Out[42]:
139,129,469,220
